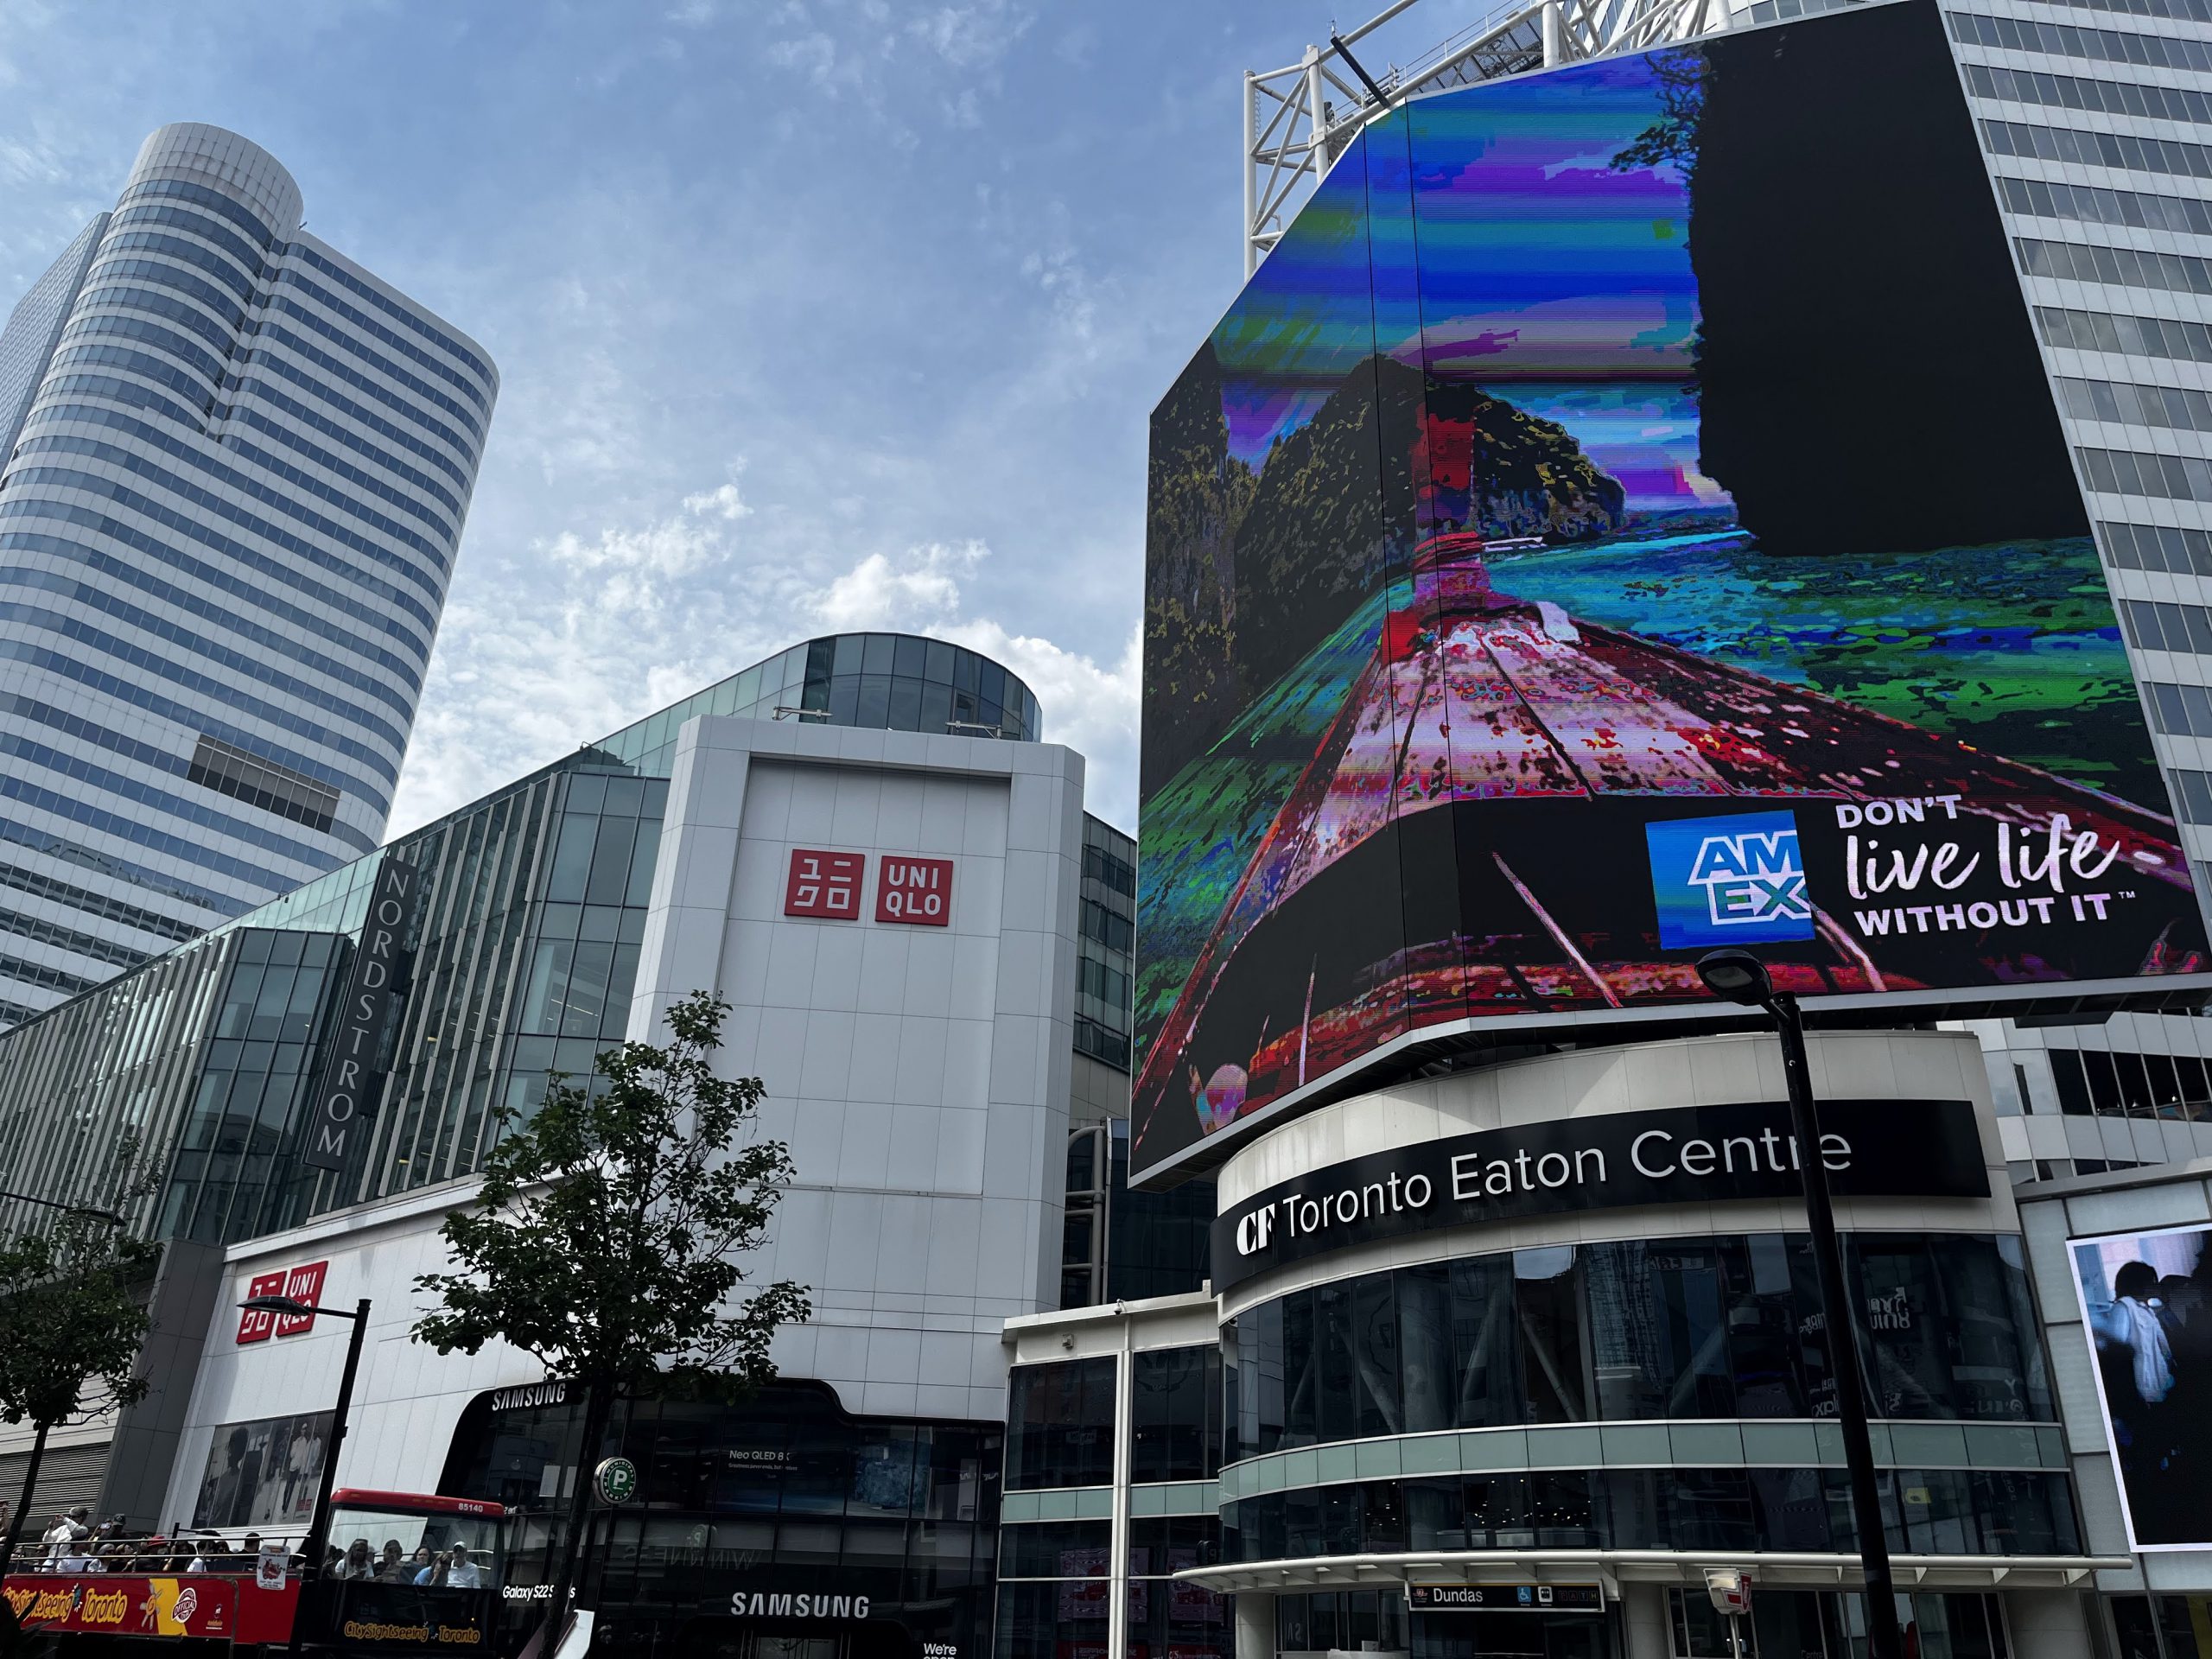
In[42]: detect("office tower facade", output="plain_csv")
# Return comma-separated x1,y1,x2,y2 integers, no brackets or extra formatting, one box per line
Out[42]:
0,122,495,1027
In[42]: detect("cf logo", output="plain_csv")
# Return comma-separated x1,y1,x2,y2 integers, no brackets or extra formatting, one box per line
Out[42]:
1236,1205,1275,1256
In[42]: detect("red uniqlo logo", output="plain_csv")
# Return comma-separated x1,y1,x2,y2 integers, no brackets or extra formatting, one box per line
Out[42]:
785,849,865,919
877,856,954,926
237,1271,285,1344
273,1261,328,1337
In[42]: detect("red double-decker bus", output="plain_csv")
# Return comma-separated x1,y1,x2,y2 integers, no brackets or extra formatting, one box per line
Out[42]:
3,1490,512,1656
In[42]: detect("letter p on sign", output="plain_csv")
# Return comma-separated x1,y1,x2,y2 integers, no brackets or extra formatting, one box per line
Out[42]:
876,856,954,925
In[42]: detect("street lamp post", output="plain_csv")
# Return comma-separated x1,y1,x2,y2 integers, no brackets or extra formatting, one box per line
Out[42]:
237,1293,370,1659
0,1190,124,1225
1694,949,1904,1659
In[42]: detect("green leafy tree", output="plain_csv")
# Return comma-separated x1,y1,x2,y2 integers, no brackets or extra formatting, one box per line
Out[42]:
0,1209,160,1574
412,990,809,1651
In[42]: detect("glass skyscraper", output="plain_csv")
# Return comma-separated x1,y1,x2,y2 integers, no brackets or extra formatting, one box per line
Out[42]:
0,122,495,1029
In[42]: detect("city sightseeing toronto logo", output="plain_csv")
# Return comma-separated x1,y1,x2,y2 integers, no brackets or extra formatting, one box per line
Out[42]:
1645,810,1816,949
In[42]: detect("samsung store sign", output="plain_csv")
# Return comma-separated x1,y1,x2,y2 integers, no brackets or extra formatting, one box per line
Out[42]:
1211,1098,1987,1291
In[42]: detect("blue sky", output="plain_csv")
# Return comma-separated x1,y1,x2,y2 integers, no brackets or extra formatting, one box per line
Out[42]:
0,0,1421,837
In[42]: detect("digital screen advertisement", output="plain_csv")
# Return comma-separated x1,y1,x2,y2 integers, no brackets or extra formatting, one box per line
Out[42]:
2068,1223,2212,1551
1134,0,2209,1179
194,1409,333,1531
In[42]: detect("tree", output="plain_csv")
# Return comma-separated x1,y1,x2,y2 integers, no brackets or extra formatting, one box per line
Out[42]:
412,990,809,1652
0,1208,160,1573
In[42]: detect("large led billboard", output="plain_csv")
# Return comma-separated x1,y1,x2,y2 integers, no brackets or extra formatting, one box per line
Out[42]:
1134,0,2210,1179
2066,1224,2212,1551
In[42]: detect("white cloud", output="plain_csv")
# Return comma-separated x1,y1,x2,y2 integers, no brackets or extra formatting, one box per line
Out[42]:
811,539,982,630
390,491,1139,839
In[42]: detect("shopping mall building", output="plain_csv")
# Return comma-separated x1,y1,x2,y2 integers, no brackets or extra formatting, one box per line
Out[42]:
0,629,1172,1658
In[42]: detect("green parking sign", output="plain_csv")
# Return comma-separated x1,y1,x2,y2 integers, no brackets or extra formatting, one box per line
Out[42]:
594,1457,638,1504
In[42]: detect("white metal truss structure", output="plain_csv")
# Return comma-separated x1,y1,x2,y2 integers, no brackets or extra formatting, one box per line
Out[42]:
1244,0,1738,274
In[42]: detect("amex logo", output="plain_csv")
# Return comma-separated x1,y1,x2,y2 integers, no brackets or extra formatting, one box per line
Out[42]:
1645,810,1816,949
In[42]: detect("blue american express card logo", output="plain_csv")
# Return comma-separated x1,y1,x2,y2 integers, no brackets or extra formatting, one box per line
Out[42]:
1645,810,1816,949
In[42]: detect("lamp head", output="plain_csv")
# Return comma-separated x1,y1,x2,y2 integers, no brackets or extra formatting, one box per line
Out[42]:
238,1294,315,1317
1695,948,1774,1007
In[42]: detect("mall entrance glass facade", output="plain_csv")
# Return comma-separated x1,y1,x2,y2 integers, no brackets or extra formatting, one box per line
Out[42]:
441,1380,1001,1658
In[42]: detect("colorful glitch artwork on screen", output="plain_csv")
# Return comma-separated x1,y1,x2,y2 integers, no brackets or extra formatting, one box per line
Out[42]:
1132,0,2209,1178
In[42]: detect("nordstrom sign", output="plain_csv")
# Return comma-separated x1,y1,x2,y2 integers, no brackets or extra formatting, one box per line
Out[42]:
301,857,420,1173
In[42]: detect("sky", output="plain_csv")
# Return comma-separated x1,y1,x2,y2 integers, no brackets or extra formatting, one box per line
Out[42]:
0,0,1457,838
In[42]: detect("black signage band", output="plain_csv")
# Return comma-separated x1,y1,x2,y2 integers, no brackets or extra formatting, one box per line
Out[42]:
302,857,420,1173
1211,1097,1988,1292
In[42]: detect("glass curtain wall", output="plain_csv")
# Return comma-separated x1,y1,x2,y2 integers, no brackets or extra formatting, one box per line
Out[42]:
0,923,240,1236
159,927,342,1242
1005,1358,1116,1490
438,1380,1001,1657
1076,820,1135,1070
588,634,1041,780
1221,1467,2080,1563
1230,1234,2054,1457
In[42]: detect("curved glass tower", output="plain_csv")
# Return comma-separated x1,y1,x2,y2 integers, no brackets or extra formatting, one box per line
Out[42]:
0,123,495,1027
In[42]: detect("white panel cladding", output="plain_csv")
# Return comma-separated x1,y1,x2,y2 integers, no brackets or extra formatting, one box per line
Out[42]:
155,1184,537,1534
1212,1029,2016,1318
632,715,1085,1422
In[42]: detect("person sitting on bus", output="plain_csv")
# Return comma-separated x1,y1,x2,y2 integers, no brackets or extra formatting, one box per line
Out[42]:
185,1542,213,1573
408,1547,437,1585
340,1539,378,1580
42,1506,88,1561
375,1540,411,1581
444,1548,483,1590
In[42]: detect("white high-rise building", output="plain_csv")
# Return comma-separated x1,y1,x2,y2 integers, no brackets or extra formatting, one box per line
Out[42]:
0,123,494,1028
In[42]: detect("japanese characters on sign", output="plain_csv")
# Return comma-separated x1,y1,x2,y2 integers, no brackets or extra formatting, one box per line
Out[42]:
784,850,865,919
235,1261,329,1344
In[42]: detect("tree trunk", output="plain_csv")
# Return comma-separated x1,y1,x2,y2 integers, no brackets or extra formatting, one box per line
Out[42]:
538,1380,614,1657
0,1421,52,1577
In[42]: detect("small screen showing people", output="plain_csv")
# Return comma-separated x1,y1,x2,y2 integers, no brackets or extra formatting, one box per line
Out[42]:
2071,1224,2212,1548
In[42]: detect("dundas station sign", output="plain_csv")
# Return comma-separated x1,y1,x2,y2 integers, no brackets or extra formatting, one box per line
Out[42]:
1211,1097,1988,1291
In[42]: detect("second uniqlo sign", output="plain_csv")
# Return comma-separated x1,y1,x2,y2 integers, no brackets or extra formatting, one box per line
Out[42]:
785,849,864,919
878,856,954,925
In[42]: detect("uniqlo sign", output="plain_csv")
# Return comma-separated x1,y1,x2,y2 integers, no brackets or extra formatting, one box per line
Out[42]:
275,1262,328,1335
785,849,864,919
235,1261,328,1344
877,856,954,925
236,1271,285,1344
